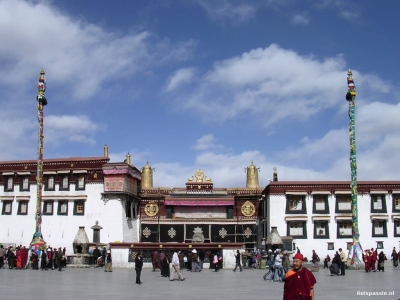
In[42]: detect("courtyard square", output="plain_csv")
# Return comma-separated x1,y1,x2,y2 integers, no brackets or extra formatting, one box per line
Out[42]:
0,263,398,300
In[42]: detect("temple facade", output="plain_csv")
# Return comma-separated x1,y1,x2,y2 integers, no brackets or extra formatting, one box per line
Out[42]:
262,180,400,261
1,149,400,267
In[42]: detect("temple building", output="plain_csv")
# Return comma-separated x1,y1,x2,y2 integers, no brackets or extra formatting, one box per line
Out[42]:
261,178,400,260
1,148,400,267
138,161,262,247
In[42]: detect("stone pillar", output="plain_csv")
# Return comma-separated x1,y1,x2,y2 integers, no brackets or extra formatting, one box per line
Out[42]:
91,221,103,244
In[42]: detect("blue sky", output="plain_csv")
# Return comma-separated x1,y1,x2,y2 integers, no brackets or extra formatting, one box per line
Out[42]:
1,0,400,188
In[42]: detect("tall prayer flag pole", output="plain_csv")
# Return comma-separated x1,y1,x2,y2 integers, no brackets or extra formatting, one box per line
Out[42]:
31,69,48,250
346,69,363,267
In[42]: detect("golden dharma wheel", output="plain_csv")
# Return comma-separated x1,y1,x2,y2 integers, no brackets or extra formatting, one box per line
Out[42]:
241,201,255,217
144,203,159,217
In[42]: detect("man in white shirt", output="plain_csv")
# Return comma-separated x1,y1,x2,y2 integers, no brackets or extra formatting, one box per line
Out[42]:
170,250,186,281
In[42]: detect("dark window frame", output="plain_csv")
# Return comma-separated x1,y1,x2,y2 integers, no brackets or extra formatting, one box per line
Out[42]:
59,174,70,191
392,194,400,213
335,195,352,213
75,174,86,191
337,221,352,239
57,200,68,216
17,201,29,215
372,220,388,237
1,201,12,215
44,175,55,191
394,220,400,237
312,194,330,214
73,200,85,216
43,200,54,215
285,195,307,214
20,176,30,191
4,176,14,192
286,221,307,239
313,220,330,239
370,194,387,213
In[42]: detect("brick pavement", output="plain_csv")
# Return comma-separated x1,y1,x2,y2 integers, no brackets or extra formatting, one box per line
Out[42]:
0,263,398,300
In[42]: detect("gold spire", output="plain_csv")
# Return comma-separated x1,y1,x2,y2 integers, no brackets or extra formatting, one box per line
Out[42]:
126,153,131,165
245,161,259,188
104,144,109,157
141,161,154,188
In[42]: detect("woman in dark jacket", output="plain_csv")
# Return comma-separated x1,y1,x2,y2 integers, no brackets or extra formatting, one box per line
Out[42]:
329,254,340,276
135,252,143,284
161,255,170,277
377,251,386,272
40,250,48,270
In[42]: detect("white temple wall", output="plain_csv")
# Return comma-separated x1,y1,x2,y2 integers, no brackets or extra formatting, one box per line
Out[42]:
268,193,398,261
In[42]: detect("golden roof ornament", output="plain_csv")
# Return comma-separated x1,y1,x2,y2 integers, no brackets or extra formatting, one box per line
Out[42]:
245,161,259,188
141,161,154,188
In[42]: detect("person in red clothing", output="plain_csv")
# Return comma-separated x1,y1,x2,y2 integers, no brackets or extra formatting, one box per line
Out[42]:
370,248,377,272
363,250,371,272
283,253,317,300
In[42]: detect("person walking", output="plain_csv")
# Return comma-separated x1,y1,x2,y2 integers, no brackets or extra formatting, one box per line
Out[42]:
92,246,102,268
391,247,398,267
283,253,317,300
370,248,377,272
377,251,386,272
263,250,274,280
170,250,185,281
0,245,6,269
339,248,346,276
104,250,112,272
213,252,219,272
135,252,143,284
323,255,330,269
233,250,242,272
282,250,290,274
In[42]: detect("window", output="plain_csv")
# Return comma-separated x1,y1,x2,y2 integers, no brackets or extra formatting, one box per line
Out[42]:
337,221,352,238
1,201,12,215
17,201,28,215
21,177,30,191
286,221,307,239
393,195,400,212
285,195,306,214
371,195,387,213
43,201,54,215
58,201,68,215
76,175,85,190
125,200,132,219
335,195,352,213
4,176,14,192
45,176,55,191
312,195,329,214
314,221,329,239
394,220,400,237
327,242,334,250
60,175,69,191
372,220,387,237
73,201,85,215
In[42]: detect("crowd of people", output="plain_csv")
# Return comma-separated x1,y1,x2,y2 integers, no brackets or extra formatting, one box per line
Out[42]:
0,244,66,271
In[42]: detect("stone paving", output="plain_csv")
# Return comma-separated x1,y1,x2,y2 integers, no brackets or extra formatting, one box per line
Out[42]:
0,262,398,300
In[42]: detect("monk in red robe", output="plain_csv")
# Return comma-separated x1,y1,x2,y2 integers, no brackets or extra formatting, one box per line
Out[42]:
370,248,377,272
283,253,316,300
363,250,371,272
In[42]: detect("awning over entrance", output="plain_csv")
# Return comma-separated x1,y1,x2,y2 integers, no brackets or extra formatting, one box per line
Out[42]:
164,198,234,206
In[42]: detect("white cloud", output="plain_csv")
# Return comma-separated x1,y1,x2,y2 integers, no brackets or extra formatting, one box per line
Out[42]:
0,0,196,100
191,134,223,151
292,14,310,25
166,67,196,92
196,0,257,23
45,115,100,145
168,44,392,127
